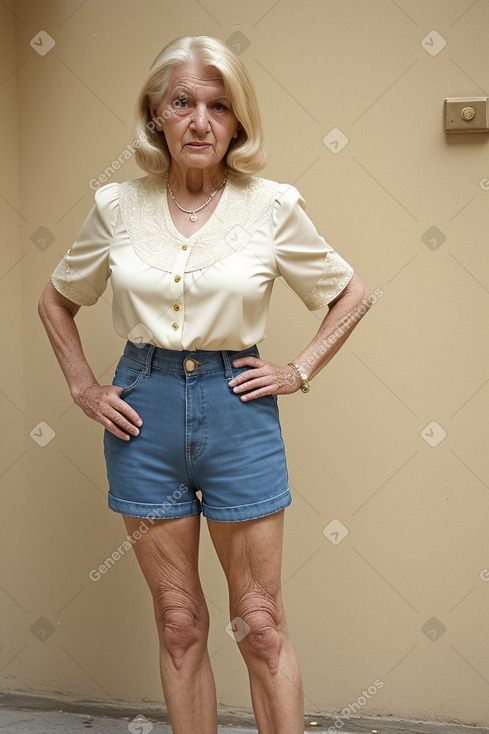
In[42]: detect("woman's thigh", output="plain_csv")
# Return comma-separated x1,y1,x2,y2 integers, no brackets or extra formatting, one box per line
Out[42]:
122,514,205,616
206,511,286,626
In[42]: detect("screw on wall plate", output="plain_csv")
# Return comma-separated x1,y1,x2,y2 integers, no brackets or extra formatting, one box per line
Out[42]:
444,96,489,132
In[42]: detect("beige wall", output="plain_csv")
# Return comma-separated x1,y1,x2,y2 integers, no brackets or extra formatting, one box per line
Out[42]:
1,0,488,726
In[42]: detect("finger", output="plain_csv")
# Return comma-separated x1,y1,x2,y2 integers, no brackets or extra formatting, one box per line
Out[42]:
112,396,143,427
104,421,133,441
238,385,275,402
231,369,298,397
228,366,268,388
89,406,135,441
231,356,264,369
103,386,143,426
230,374,270,393
104,405,142,436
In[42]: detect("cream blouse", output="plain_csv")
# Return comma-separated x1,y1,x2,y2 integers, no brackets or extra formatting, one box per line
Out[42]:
51,174,354,351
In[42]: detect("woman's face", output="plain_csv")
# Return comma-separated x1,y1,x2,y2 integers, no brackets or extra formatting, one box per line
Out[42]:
154,62,239,173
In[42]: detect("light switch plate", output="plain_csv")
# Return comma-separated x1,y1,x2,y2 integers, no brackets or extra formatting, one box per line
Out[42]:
444,97,489,133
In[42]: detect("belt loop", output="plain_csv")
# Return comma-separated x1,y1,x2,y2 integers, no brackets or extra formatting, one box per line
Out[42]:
221,350,233,379
143,344,155,377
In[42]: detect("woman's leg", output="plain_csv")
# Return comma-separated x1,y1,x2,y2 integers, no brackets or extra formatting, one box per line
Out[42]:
207,510,304,734
122,514,217,734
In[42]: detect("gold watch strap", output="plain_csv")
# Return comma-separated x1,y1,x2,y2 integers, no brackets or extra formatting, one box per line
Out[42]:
288,362,311,393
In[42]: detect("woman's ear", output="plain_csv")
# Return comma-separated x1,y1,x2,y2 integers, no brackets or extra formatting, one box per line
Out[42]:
150,105,163,131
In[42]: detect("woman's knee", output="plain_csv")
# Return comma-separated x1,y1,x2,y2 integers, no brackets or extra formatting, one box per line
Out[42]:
233,590,285,673
153,591,209,669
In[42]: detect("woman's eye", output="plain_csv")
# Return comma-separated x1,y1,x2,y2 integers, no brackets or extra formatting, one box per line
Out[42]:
173,98,188,108
213,103,228,111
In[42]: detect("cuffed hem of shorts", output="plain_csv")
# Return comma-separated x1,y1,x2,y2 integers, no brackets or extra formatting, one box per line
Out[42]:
107,491,201,519
202,488,292,522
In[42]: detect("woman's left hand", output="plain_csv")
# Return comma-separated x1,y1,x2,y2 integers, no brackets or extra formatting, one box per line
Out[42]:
228,357,302,401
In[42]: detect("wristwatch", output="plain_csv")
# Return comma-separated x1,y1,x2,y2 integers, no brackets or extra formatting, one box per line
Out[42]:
288,362,311,393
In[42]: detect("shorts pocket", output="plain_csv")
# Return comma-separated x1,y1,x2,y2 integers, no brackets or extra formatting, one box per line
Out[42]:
112,362,144,399
227,346,260,381
228,364,250,381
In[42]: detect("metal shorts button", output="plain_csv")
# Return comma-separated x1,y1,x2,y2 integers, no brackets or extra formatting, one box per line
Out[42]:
185,358,196,372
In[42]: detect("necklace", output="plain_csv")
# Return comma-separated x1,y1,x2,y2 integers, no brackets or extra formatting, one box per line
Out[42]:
165,171,228,222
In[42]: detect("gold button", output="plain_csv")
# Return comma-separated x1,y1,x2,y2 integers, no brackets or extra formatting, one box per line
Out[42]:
174,275,181,282
173,304,180,311
172,322,179,330
182,244,188,251
185,359,196,372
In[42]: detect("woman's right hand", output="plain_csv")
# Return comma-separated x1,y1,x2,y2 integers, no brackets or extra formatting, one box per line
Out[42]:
74,383,143,441
38,283,142,441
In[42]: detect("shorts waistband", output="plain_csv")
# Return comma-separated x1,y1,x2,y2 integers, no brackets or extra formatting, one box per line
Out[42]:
122,341,259,378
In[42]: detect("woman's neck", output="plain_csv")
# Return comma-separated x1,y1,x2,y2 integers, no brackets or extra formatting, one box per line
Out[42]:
168,164,227,196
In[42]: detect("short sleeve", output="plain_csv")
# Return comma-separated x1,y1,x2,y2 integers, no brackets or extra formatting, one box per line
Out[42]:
51,182,119,306
272,184,354,310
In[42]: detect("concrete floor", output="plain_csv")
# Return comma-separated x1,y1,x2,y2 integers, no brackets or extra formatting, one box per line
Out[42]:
3,707,488,734
0,707,254,733
1,696,489,734
0,707,262,734
1,708,171,733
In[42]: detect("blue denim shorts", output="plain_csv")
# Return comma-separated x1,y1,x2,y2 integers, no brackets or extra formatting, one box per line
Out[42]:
103,342,291,522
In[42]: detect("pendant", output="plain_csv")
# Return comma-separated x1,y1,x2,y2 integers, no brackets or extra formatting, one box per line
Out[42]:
189,212,198,222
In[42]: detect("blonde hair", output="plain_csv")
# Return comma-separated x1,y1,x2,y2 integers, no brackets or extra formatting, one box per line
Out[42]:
134,36,267,177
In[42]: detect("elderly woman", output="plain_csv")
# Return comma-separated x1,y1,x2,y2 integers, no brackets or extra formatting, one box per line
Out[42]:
39,35,371,734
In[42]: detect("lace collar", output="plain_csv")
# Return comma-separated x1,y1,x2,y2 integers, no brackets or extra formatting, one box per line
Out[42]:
118,174,279,273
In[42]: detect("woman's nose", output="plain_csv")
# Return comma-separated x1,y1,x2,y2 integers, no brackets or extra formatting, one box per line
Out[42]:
190,104,210,134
